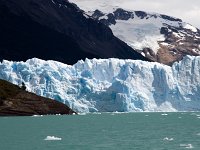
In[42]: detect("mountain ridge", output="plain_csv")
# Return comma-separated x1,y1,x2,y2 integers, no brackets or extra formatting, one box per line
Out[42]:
69,0,200,65
0,0,148,65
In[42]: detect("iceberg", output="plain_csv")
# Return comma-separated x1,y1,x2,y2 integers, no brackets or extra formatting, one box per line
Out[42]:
0,56,200,113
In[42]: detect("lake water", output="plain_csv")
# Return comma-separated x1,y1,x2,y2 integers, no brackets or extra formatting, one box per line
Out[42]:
0,112,200,150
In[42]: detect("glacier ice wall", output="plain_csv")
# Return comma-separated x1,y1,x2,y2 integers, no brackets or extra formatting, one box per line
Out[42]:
0,56,200,112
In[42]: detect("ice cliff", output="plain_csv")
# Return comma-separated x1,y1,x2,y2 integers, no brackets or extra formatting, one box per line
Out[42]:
0,56,200,113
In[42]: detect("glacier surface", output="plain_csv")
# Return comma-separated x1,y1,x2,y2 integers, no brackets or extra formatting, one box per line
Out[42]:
0,56,200,113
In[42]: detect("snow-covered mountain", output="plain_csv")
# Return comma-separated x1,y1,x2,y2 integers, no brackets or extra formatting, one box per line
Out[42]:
1,56,200,113
0,0,147,65
69,0,200,65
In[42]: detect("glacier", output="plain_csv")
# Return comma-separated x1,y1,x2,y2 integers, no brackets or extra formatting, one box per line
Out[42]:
0,56,200,113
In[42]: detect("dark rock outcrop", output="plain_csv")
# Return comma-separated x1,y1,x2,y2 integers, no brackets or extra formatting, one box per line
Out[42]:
0,79,76,116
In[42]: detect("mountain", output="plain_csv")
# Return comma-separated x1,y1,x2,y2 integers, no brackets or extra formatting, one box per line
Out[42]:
0,79,76,116
0,0,148,65
69,0,200,65
1,56,200,113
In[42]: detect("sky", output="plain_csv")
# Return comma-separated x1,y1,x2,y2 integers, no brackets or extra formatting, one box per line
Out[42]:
117,0,200,29
69,0,200,29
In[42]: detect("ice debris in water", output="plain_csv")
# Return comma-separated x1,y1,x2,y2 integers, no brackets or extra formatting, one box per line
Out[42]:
44,136,62,141
161,113,168,116
32,115,44,117
196,133,200,136
163,137,174,141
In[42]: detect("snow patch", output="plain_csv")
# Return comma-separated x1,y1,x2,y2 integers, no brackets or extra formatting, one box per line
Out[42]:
51,0,55,5
184,24,197,32
83,13,89,18
160,42,170,46
110,19,165,53
141,52,145,56
99,15,108,20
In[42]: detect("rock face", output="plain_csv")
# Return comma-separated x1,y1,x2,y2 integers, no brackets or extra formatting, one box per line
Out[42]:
0,0,148,65
0,79,76,116
69,0,200,65
1,56,200,113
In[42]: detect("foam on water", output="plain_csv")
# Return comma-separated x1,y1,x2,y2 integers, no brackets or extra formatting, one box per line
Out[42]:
44,136,62,141
92,112,102,115
196,133,200,136
180,144,193,149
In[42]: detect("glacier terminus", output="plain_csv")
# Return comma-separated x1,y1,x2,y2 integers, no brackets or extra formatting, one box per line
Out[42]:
0,56,200,113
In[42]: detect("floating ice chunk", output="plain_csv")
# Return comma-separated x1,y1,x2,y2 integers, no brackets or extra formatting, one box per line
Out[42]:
78,113,87,115
161,113,168,116
163,137,174,141
32,115,44,117
180,144,193,149
196,133,200,136
190,113,197,116
44,136,62,141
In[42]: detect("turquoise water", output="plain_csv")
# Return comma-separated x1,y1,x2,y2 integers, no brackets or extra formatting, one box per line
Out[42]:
0,112,200,150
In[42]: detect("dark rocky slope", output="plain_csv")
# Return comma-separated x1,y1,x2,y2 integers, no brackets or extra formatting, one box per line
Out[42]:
0,0,148,65
0,79,76,116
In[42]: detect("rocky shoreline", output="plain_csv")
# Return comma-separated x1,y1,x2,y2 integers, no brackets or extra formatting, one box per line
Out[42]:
0,79,76,116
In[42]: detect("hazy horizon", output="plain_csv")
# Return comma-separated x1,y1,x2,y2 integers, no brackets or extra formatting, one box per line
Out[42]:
113,0,200,29
70,0,200,29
